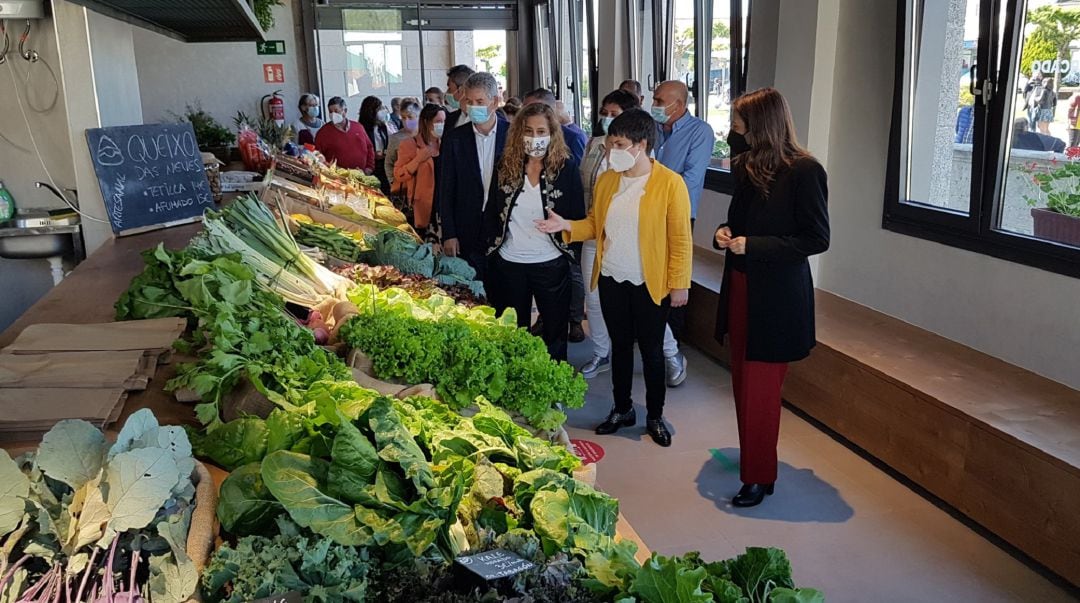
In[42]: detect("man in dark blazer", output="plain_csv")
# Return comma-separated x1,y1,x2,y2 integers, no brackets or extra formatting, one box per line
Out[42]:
444,64,475,130
437,71,508,280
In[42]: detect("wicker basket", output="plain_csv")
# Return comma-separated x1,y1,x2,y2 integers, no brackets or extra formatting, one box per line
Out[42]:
183,461,219,603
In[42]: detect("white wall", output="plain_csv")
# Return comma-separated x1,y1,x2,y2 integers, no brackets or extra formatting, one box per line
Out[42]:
134,1,307,128
88,10,143,128
808,0,1080,390
0,10,77,332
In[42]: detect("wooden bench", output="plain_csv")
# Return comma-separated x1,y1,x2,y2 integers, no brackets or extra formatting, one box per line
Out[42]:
685,248,1080,586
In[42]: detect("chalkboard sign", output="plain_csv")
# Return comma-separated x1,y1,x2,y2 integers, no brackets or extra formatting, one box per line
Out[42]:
85,123,214,235
250,591,302,603
455,549,535,581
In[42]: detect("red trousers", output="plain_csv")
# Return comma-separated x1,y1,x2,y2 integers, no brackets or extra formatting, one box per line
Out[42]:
727,269,788,485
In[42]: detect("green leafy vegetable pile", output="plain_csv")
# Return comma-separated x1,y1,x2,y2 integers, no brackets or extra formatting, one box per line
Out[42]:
202,389,581,558
201,517,373,603
341,284,586,431
0,409,200,603
116,244,351,429
358,229,486,298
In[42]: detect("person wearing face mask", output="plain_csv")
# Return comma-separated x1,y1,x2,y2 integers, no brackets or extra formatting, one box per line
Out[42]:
536,109,692,447
445,65,476,130
394,103,447,231
314,97,375,174
576,89,639,379
482,103,585,361
713,88,829,507
292,93,324,146
359,96,393,195
651,80,715,387
437,72,509,278
386,100,422,188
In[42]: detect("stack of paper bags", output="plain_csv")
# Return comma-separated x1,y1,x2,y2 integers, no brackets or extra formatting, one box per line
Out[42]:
0,318,185,440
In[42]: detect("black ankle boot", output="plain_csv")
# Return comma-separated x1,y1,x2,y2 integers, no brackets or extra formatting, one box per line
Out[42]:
732,483,775,507
595,407,636,435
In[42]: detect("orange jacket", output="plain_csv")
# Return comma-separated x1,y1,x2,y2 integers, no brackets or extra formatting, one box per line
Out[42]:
393,135,439,228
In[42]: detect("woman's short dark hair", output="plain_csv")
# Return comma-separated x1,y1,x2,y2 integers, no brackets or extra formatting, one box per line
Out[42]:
592,89,640,135
601,89,639,112
607,109,657,152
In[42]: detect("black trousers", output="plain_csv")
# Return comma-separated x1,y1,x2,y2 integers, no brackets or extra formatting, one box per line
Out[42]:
599,276,670,420
490,255,571,361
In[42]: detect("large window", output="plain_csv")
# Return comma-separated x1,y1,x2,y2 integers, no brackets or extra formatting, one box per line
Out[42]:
649,0,750,178
887,0,1080,278
314,3,515,109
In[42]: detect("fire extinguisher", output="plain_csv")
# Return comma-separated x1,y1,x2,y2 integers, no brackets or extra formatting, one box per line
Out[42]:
262,90,285,128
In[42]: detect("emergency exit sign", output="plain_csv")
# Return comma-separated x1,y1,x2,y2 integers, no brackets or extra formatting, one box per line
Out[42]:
257,40,286,55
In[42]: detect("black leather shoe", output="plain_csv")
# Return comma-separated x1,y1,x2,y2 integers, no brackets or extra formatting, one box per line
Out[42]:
732,483,775,507
596,407,636,435
646,418,672,447
568,321,586,343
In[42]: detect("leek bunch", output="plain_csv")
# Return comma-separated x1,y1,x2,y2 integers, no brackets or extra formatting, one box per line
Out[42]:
194,195,348,306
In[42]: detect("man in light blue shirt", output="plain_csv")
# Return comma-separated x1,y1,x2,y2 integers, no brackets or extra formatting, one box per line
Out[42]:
652,80,716,226
650,80,714,387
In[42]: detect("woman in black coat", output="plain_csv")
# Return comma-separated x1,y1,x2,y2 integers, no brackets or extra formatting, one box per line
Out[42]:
714,87,830,508
358,96,392,195
483,102,585,361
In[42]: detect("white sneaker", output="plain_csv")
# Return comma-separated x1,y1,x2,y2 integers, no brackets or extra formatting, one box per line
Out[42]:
580,355,610,379
665,353,687,387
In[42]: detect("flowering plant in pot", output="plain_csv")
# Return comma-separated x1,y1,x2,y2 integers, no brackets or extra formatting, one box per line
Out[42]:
1021,155,1080,246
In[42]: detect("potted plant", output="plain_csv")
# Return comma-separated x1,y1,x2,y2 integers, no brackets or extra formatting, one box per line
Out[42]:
1022,155,1080,246
174,102,236,164
252,0,285,31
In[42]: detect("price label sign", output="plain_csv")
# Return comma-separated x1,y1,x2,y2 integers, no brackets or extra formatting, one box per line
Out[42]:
455,549,534,581
250,591,302,603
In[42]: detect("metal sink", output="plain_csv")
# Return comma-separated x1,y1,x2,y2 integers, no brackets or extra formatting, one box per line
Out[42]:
0,229,75,260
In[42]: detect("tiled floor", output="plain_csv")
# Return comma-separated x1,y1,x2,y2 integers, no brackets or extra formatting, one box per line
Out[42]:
563,344,1079,603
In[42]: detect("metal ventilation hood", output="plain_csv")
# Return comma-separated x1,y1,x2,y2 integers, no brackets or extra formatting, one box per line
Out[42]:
66,0,266,43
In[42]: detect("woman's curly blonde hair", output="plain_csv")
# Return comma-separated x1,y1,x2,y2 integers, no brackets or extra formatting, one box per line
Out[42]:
498,102,570,190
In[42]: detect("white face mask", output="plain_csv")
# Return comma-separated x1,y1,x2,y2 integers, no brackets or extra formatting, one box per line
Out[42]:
524,135,550,158
433,122,446,138
608,146,639,172
330,112,345,125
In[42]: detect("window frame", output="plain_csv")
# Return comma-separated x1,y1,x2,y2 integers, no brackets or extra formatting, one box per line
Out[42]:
701,0,752,195
884,0,1080,279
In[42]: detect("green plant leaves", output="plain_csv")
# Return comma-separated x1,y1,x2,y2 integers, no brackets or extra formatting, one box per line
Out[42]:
103,447,183,539
0,451,29,538
327,418,380,504
369,398,435,494
261,451,372,546
36,419,108,490
628,553,713,603
726,547,795,602
217,463,282,535
194,418,269,471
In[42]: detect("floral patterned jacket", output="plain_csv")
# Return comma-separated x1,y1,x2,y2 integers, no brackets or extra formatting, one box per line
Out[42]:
482,157,586,258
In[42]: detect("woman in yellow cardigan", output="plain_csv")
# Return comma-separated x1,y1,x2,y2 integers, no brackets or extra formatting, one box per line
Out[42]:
537,109,693,446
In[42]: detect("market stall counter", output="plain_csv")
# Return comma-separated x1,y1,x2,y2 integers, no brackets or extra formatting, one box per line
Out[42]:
0,225,203,449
